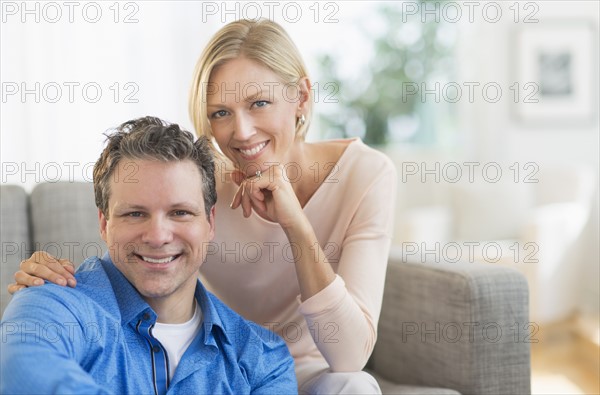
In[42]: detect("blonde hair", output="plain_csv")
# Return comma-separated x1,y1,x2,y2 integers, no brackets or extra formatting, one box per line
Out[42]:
188,19,313,149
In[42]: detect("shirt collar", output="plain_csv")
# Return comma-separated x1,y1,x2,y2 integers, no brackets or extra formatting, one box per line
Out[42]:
99,252,229,344
192,277,230,347
100,252,154,325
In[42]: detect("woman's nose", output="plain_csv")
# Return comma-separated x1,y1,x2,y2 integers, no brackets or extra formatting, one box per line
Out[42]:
233,113,256,141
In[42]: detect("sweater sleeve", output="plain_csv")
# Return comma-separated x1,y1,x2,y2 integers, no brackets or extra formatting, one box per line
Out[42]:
297,156,397,371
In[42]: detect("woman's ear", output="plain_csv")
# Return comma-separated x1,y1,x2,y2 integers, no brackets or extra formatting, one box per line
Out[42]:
297,77,311,112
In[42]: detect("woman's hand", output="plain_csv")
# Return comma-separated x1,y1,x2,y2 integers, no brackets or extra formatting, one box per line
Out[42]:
231,163,335,300
7,251,76,294
230,164,304,230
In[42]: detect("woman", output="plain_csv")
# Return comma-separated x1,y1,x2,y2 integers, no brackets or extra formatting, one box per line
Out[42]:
10,19,397,394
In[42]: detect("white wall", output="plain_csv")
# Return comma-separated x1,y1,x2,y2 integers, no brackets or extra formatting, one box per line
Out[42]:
456,0,599,318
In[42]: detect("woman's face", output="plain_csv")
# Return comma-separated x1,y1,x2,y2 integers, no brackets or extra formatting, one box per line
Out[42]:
206,57,308,176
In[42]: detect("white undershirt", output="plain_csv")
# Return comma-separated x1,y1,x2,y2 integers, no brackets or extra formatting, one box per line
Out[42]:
152,302,202,380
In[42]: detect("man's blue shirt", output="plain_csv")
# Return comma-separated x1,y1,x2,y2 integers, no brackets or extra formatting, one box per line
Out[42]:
1,253,297,394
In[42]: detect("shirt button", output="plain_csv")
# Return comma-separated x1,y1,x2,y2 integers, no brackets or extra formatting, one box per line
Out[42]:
152,345,161,353
142,313,150,321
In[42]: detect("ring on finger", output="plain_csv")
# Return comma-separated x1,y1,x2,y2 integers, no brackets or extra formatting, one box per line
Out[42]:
255,170,262,180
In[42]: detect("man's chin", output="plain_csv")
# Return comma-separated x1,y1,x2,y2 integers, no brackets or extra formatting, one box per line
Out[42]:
132,281,176,300
138,287,174,300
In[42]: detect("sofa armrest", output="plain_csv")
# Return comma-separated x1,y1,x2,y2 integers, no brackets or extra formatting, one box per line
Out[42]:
1,185,31,317
371,248,531,395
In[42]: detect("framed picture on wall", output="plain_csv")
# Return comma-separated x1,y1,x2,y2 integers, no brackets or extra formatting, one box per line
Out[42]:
512,21,597,127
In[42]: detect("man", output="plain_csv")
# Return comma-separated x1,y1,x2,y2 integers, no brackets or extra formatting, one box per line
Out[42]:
0,116,297,394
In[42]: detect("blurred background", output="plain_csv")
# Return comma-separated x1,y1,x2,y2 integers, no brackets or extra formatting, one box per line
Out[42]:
2,1,598,393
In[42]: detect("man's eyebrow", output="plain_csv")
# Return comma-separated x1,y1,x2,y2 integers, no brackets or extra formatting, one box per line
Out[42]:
114,203,201,210
170,202,202,211
113,203,147,211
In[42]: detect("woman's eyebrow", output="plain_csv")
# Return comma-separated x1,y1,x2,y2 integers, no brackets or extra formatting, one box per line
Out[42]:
243,88,265,102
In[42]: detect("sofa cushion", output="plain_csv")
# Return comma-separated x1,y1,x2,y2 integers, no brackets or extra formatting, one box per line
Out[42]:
1,185,31,316
368,371,461,395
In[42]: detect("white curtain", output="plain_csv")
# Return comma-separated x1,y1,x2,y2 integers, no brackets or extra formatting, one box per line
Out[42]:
1,2,219,189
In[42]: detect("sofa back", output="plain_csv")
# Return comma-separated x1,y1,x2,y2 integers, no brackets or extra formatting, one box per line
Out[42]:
1,182,103,315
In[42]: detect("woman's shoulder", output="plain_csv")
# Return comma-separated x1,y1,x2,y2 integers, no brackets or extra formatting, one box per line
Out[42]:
305,138,396,203
321,138,395,176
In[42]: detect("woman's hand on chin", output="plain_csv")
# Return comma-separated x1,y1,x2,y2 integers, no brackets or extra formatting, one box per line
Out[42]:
230,164,304,230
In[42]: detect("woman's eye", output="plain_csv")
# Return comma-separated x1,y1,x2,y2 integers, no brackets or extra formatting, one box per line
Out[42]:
253,100,269,108
211,110,228,119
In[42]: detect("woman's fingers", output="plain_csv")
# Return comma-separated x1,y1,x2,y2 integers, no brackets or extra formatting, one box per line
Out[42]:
14,270,46,287
248,180,265,201
241,182,253,217
231,181,244,209
230,170,246,186
19,251,76,287
230,166,286,219
7,283,27,295
8,252,78,294
250,195,268,216
231,171,265,215
60,260,76,275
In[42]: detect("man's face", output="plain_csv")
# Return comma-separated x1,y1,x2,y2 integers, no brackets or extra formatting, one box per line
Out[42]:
99,159,214,304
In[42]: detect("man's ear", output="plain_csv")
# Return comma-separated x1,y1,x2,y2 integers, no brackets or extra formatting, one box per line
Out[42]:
297,77,311,112
99,209,108,243
208,206,216,241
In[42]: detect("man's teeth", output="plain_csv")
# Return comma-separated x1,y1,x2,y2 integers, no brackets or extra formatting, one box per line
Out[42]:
239,142,266,157
141,255,176,264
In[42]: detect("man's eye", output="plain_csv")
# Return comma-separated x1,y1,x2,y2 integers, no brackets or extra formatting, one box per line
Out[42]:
174,210,192,216
126,212,143,217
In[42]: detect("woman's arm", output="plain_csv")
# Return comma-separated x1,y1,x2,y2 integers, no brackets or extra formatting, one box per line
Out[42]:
230,164,337,301
297,163,397,371
232,156,397,371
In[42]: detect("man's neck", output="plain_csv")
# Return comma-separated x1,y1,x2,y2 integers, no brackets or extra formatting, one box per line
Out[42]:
146,294,197,324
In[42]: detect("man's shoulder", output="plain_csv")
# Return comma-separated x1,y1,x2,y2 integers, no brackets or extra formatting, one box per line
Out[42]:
2,256,116,323
206,292,285,347
200,292,296,391
74,256,120,307
74,256,110,287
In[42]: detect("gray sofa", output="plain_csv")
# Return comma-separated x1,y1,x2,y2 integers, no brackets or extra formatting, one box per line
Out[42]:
0,182,531,394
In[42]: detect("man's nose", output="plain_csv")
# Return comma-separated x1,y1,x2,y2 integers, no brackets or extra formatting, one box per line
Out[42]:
141,217,173,247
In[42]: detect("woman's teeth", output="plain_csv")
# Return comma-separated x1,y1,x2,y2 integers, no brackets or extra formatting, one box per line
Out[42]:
239,142,266,157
